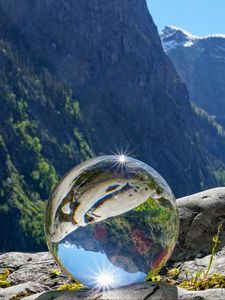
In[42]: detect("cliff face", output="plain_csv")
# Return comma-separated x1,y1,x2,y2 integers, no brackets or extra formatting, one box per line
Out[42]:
0,0,225,250
0,38,93,250
161,26,225,128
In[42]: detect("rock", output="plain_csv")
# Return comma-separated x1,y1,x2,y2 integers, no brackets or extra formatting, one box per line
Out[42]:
0,282,44,300
0,252,68,289
176,249,225,281
172,187,225,261
12,284,225,300
23,283,178,300
178,287,225,300
23,293,45,300
100,283,177,300
20,284,225,300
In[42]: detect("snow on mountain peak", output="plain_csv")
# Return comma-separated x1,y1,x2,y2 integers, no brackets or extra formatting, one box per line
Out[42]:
161,26,225,51
160,26,198,51
161,26,197,40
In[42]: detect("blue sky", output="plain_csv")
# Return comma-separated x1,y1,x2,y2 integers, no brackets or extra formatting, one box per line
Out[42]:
147,0,225,36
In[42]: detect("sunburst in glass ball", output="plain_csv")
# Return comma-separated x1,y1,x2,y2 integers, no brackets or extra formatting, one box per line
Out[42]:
45,155,179,290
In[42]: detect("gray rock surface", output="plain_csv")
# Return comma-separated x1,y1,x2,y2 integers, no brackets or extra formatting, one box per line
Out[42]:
21,285,225,300
172,187,225,261
176,249,225,282
23,283,179,300
0,282,44,300
178,287,225,300
4,284,225,300
1,187,225,299
0,252,67,289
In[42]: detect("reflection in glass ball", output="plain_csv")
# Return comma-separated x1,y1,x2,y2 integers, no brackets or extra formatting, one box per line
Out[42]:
45,155,179,290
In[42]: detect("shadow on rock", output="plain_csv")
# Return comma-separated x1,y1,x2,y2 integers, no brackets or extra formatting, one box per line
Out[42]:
36,282,178,300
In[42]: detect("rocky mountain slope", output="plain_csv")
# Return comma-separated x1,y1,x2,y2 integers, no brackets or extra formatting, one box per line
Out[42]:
161,26,225,127
0,35,93,251
1,0,225,251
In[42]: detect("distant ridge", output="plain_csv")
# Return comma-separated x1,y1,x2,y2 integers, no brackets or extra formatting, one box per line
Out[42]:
161,25,225,51
161,25,225,127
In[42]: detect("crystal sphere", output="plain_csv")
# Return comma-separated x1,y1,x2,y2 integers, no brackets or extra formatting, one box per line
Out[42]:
45,155,179,289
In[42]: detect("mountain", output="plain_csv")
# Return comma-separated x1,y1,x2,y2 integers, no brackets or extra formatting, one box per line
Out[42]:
0,39,94,251
1,0,225,251
161,25,225,128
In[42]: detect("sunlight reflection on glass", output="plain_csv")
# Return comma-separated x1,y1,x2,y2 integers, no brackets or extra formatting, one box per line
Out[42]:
118,154,126,164
95,271,114,290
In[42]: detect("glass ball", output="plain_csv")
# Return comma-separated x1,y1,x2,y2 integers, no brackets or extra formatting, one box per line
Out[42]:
45,155,179,290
